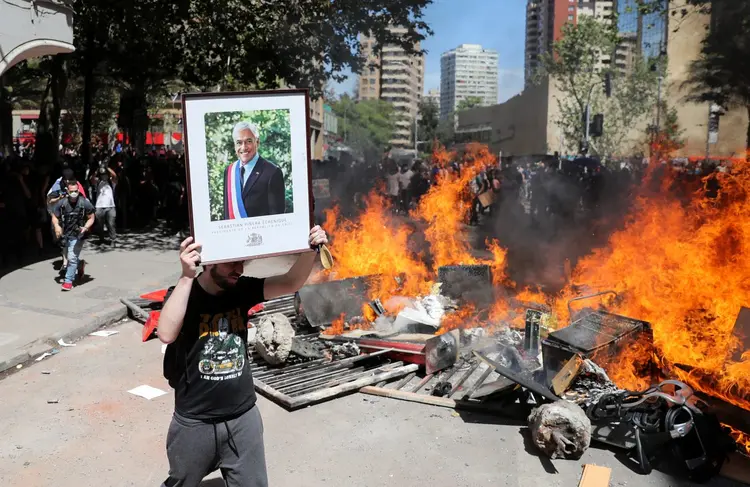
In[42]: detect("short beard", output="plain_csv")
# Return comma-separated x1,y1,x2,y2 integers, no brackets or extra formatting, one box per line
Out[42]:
210,266,236,290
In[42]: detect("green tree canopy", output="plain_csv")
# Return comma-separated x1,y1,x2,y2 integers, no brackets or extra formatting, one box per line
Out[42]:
417,98,439,152
331,95,395,161
456,96,483,112
537,15,659,157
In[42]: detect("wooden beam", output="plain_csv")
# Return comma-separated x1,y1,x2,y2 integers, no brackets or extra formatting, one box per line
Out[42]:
360,385,510,414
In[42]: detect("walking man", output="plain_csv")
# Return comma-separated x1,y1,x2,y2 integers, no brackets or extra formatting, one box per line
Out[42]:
94,166,118,247
51,180,95,291
158,225,329,487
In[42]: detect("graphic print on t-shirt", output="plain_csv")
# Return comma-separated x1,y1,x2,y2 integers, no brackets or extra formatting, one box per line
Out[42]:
197,308,247,382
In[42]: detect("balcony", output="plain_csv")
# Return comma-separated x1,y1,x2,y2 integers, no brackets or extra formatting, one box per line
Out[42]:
0,0,75,75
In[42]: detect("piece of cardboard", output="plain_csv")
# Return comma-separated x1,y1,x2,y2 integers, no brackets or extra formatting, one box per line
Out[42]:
551,354,583,395
578,464,611,487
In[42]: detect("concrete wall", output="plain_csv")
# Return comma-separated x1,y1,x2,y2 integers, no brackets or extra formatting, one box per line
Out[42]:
0,0,74,75
666,2,747,158
457,79,552,156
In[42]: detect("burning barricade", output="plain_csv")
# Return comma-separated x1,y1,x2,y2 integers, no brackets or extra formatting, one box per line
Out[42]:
288,146,750,483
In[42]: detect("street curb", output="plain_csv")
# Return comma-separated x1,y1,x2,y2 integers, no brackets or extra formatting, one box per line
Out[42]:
0,305,128,375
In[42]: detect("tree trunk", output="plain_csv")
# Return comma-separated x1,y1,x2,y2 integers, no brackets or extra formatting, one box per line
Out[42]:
81,62,95,166
35,56,68,168
746,105,750,159
0,75,12,155
118,86,148,156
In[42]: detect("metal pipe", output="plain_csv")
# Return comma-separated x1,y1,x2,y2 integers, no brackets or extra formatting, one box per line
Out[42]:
567,290,619,321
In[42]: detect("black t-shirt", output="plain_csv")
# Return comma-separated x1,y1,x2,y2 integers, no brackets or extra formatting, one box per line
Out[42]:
54,197,95,238
171,276,265,421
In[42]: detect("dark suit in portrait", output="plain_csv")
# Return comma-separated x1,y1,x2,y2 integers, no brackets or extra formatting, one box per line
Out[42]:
222,156,286,220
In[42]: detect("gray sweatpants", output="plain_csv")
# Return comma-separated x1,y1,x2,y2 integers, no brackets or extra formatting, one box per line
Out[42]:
162,405,268,487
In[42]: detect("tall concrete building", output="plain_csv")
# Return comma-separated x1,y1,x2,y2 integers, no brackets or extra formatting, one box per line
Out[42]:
424,88,440,111
525,0,620,84
439,44,499,119
525,0,578,86
356,27,425,148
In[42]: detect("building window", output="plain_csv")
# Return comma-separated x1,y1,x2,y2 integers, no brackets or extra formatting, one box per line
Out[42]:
370,78,376,84
568,15,574,20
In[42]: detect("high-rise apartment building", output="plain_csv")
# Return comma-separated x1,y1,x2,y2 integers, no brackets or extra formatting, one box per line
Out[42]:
356,27,425,148
424,88,440,111
439,44,498,119
525,0,580,85
525,0,621,84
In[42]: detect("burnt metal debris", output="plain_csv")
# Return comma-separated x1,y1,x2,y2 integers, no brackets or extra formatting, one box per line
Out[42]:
125,276,750,484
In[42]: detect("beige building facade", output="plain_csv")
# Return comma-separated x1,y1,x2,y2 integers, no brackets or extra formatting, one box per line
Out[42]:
460,2,747,159
665,3,747,159
357,27,425,148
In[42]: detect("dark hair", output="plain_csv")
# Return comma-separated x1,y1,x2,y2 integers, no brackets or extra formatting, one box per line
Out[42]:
65,179,79,188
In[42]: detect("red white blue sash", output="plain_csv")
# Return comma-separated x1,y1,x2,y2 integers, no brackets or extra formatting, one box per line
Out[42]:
225,160,248,219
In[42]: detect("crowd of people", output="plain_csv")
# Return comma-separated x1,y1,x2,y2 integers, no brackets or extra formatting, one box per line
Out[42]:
0,144,190,286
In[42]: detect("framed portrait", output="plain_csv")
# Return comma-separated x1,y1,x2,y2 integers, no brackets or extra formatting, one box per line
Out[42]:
182,89,313,264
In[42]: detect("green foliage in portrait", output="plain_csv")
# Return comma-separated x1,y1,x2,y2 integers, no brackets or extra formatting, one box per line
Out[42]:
204,109,293,221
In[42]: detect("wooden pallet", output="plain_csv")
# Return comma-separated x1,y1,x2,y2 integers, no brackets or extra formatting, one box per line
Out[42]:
249,335,416,410
360,351,517,413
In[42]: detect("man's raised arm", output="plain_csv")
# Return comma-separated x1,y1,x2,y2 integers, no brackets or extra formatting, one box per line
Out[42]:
158,237,202,344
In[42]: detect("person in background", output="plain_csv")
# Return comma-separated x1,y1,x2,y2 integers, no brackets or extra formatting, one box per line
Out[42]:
94,165,118,247
397,163,414,213
51,180,95,291
386,160,400,212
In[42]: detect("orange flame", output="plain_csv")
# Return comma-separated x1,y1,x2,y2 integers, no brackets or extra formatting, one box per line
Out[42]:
555,159,750,402
722,423,750,456
320,192,432,301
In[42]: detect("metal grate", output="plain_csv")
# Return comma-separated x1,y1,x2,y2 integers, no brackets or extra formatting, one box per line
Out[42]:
249,335,417,410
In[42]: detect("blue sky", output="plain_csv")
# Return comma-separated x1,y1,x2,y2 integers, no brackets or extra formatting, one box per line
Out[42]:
332,0,527,103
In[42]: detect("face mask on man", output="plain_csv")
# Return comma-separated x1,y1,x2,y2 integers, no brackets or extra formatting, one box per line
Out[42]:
69,191,79,199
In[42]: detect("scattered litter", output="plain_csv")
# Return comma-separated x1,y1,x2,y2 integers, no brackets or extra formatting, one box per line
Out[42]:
578,464,612,487
89,330,119,337
161,343,168,354
47,399,59,404
325,341,360,360
57,338,76,347
128,384,168,400
15,364,22,369
35,352,53,362
41,371,51,375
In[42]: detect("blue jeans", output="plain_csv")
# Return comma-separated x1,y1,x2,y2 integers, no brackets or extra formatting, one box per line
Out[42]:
64,237,84,284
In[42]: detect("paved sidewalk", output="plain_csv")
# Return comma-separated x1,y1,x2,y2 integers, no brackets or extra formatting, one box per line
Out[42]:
0,227,184,372
0,224,307,374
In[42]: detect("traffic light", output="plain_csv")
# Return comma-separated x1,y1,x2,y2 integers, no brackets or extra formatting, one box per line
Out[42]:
604,72,612,98
590,114,604,137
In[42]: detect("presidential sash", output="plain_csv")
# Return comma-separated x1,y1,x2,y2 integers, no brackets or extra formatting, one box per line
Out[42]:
224,160,248,219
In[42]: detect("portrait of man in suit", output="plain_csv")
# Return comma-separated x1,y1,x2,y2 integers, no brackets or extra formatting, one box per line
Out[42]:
222,121,286,219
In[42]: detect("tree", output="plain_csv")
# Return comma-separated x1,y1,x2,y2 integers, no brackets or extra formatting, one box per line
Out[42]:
0,60,47,153
416,98,439,152
684,0,750,151
537,16,659,157
173,0,432,96
331,95,395,161
456,96,483,112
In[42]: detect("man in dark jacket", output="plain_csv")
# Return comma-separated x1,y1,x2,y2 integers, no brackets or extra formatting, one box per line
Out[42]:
222,122,286,220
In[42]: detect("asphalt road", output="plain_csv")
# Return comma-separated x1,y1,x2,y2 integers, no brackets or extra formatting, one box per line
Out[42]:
0,319,744,487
